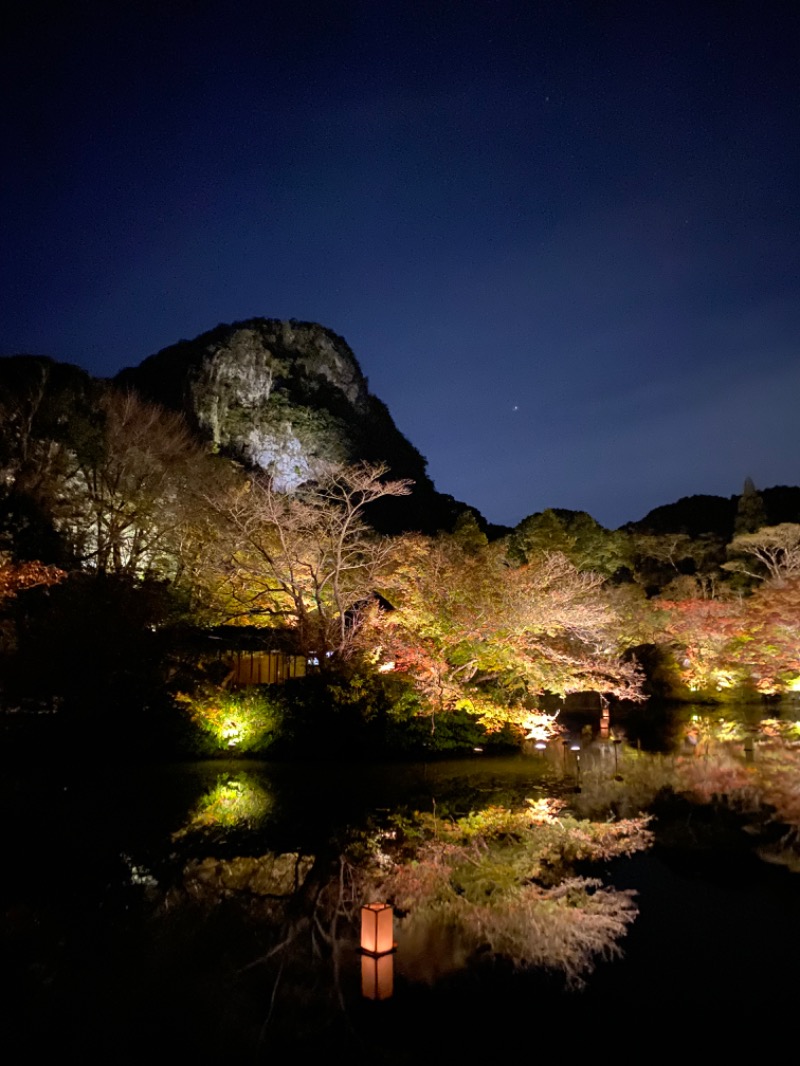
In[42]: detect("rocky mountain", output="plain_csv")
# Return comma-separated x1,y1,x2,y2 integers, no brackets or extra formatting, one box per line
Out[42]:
115,318,484,534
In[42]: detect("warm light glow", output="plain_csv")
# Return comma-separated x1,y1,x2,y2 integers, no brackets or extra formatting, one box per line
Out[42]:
526,797,564,824
711,669,736,690
174,774,272,837
360,902,394,955
361,950,394,1000
522,708,561,742
177,689,280,753
221,720,244,747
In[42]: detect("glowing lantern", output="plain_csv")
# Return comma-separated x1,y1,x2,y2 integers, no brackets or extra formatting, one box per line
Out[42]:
600,695,610,738
360,902,394,956
361,949,394,1000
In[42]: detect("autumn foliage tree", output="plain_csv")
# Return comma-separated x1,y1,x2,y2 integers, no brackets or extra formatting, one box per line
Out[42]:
744,576,800,692
0,554,66,657
53,388,218,580
373,531,642,735
0,555,66,605
724,523,800,583
202,462,411,660
0,366,220,587
651,566,800,698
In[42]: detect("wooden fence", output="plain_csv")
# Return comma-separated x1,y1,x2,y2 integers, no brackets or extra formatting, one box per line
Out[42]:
227,650,307,685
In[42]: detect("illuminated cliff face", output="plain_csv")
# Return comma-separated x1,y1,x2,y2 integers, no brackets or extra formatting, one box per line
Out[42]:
118,318,425,491
116,318,463,533
161,320,370,489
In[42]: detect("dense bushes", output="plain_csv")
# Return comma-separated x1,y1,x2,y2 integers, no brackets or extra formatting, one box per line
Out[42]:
174,668,522,760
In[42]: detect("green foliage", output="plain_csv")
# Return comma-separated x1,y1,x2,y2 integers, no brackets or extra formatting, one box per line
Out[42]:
507,508,631,577
176,685,284,756
174,772,274,836
178,667,520,759
735,478,767,535
384,703,520,756
451,510,489,554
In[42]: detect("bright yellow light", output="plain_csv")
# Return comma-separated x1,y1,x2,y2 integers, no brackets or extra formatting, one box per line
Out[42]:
522,709,560,742
711,670,736,690
526,797,564,824
174,774,272,837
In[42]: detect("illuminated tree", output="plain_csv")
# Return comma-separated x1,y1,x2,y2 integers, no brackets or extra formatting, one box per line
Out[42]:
203,462,411,660
507,508,631,577
740,576,800,692
651,570,800,698
0,555,66,605
629,531,726,597
374,533,642,732
0,553,66,656
0,357,100,562
654,596,750,696
724,523,800,583
0,368,219,584
52,388,214,578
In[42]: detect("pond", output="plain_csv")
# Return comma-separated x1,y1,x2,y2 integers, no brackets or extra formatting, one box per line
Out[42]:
5,701,800,1062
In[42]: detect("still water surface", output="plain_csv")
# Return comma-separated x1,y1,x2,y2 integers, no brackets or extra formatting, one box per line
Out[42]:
5,703,800,1061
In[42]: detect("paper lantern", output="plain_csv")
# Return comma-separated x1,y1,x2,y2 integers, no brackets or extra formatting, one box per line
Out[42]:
360,902,394,955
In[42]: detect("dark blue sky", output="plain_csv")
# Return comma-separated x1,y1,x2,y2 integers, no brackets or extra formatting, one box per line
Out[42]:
2,1,798,528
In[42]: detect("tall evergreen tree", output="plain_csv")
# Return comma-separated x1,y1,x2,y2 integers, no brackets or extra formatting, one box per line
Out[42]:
734,477,767,535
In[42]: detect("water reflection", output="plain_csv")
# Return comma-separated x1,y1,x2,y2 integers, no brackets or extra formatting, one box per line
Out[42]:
174,771,273,838
6,702,800,1058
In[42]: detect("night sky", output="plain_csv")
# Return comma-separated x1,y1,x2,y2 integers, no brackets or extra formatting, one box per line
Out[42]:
2,1,798,529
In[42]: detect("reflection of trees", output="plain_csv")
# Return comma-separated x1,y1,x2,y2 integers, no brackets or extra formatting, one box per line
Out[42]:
363,802,648,989
574,726,800,872
151,794,656,1049
159,844,362,1053
174,773,274,837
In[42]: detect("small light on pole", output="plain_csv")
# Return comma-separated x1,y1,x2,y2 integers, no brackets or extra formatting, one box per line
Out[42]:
571,743,582,793
613,736,623,780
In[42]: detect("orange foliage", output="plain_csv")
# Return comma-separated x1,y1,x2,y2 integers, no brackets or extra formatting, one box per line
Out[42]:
0,557,66,604
657,578,800,695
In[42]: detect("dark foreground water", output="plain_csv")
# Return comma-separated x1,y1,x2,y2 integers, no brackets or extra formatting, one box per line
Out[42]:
5,706,800,1062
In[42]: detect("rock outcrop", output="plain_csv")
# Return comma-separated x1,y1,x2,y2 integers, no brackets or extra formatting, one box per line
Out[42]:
116,318,473,533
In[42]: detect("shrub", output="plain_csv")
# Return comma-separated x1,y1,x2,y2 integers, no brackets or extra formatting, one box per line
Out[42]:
176,686,284,755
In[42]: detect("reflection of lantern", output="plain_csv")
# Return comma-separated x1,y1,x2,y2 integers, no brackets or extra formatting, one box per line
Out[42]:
360,903,395,1001
360,902,394,956
600,695,611,738
361,949,394,1000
